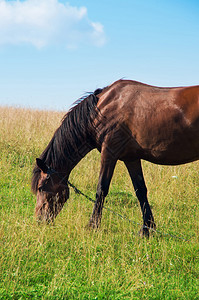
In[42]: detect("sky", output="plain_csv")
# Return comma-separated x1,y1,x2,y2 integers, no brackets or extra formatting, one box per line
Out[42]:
0,0,199,111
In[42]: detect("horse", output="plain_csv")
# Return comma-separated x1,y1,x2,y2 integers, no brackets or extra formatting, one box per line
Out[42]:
31,79,199,236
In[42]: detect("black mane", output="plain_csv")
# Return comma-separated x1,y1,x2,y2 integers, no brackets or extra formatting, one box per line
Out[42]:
31,88,104,194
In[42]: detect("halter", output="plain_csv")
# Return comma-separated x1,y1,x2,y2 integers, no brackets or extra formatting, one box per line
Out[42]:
46,167,69,190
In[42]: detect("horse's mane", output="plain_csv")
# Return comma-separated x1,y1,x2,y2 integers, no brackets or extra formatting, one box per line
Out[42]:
31,88,104,194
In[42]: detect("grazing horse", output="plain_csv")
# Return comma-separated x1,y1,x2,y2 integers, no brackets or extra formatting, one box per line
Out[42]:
31,79,199,236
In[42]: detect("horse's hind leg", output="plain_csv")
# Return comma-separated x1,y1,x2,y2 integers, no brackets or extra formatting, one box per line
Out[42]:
124,159,156,237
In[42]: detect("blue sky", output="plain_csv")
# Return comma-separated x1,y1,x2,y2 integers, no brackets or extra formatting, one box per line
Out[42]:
0,0,199,111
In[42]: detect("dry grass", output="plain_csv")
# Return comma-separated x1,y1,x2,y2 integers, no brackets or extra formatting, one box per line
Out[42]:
0,106,65,152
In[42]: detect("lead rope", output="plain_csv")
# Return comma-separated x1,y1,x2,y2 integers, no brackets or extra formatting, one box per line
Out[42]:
67,180,190,242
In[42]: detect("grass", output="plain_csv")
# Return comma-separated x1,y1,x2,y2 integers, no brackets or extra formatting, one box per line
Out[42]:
0,106,198,299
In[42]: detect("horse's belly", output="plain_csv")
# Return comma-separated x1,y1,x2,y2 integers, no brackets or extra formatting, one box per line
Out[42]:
143,135,199,165
119,127,199,165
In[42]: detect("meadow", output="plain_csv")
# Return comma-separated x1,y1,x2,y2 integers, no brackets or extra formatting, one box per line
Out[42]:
0,106,198,299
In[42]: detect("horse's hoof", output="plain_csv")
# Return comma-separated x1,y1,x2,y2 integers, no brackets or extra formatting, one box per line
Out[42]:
139,224,156,238
139,227,150,238
85,220,99,231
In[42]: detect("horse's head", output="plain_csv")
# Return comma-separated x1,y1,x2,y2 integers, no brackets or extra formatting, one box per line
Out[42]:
35,158,69,222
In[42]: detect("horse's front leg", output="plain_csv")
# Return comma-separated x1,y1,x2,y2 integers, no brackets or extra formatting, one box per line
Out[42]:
88,190,105,229
89,153,116,229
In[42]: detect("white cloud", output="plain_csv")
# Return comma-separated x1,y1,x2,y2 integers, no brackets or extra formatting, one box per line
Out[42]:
0,0,106,48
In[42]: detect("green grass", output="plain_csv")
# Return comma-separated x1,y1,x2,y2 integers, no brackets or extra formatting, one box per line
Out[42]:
0,106,198,299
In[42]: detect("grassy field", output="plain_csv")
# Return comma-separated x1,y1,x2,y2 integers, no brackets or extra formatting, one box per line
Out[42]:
0,106,198,299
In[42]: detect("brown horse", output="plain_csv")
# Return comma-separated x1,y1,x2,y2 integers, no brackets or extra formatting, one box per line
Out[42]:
31,79,199,236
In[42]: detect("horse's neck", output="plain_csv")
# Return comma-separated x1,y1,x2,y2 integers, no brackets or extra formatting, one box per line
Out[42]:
63,138,95,175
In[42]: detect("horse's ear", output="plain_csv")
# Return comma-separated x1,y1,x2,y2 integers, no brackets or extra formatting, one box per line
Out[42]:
36,158,48,173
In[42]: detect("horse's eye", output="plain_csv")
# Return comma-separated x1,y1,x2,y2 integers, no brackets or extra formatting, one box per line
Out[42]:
46,174,50,180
